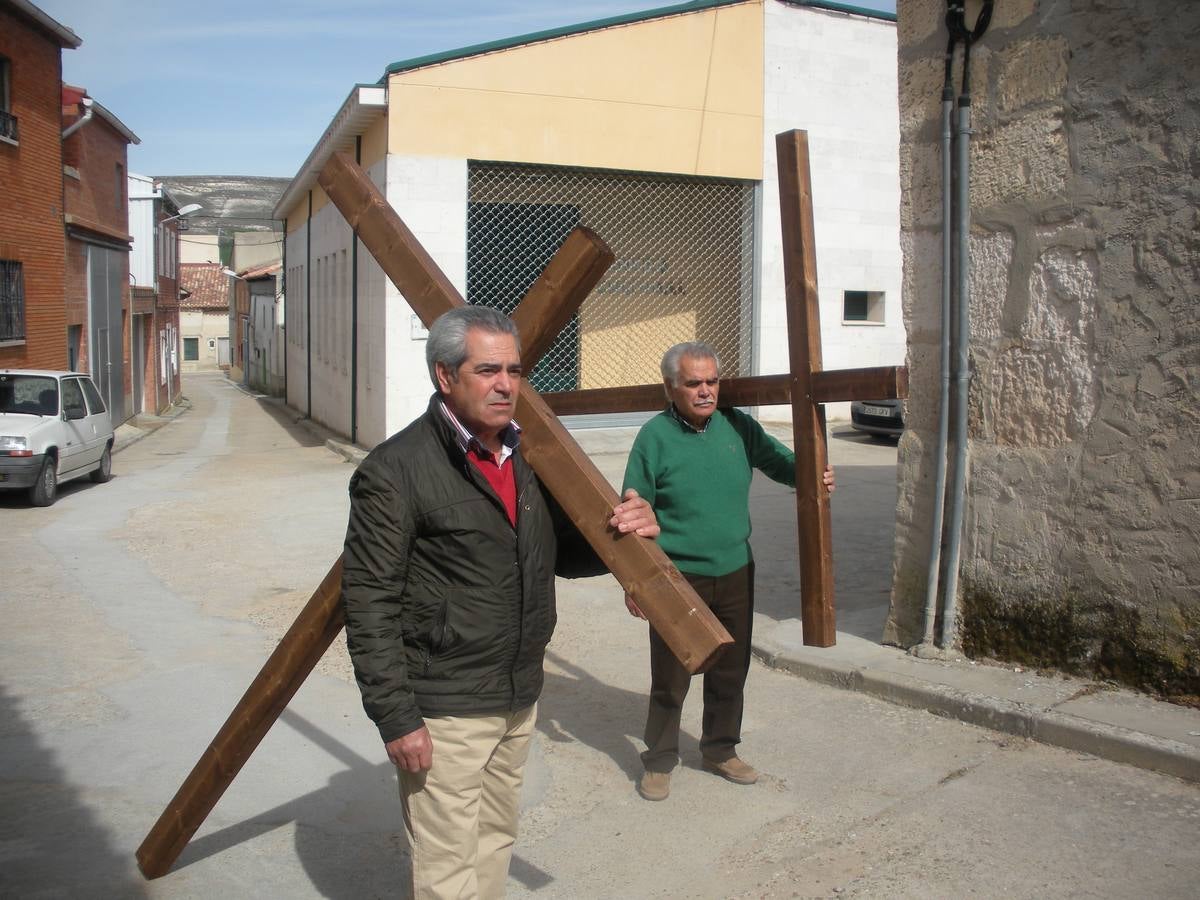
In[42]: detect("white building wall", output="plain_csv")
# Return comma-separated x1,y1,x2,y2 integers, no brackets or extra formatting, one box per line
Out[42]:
180,233,221,265
284,223,309,413
128,173,157,287
308,203,354,436
373,154,468,441
760,3,903,421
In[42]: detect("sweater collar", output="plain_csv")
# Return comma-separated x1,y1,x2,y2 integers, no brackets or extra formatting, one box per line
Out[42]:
667,402,714,434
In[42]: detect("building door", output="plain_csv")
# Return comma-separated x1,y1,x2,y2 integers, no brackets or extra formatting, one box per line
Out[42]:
217,336,231,366
131,314,145,415
88,245,126,423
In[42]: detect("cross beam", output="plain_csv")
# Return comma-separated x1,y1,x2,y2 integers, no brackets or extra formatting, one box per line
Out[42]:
136,153,732,880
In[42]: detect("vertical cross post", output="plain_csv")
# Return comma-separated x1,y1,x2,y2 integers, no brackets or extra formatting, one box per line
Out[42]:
777,129,837,647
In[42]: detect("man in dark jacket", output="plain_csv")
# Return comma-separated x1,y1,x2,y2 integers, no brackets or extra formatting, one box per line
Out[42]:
342,305,658,899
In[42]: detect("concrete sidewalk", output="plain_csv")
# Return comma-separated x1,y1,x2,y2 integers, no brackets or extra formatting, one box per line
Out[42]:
190,381,1200,786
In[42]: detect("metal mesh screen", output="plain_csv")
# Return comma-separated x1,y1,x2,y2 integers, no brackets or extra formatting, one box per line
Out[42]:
467,161,756,393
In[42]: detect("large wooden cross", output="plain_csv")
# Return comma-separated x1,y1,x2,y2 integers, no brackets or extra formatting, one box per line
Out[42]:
542,131,907,646
136,128,906,879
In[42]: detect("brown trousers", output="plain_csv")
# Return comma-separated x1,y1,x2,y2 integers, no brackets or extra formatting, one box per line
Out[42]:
641,563,754,772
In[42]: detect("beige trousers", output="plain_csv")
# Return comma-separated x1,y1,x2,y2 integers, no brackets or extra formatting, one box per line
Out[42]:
399,704,537,899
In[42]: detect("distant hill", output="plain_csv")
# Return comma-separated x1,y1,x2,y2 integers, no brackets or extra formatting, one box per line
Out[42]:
156,175,290,234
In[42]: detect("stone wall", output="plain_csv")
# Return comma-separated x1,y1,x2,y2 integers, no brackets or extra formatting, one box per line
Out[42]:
886,0,1199,700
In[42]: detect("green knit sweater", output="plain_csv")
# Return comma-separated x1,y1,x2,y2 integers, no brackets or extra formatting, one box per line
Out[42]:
622,407,795,577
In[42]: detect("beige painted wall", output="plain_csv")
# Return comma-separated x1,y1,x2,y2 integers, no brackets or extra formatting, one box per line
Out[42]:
888,0,1199,698
180,309,230,371
387,1,763,179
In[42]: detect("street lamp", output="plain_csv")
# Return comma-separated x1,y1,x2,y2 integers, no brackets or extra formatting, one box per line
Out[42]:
160,203,202,226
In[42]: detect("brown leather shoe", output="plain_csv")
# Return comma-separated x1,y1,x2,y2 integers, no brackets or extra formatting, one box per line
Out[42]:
638,770,671,801
702,756,758,785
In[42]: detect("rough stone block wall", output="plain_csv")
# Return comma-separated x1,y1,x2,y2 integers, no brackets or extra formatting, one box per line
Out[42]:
887,0,1199,700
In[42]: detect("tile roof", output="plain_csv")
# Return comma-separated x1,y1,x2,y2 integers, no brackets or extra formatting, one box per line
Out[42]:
179,263,230,310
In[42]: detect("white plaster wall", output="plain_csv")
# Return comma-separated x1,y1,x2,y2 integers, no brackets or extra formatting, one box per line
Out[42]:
284,225,308,413
180,233,221,265
760,2,903,421
376,154,468,440
308,203,354,436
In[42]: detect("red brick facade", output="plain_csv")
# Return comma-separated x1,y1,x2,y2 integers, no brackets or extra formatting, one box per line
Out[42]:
63,97,136,418
0,5,72,370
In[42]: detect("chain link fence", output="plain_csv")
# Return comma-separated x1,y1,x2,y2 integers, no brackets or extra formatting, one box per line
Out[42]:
466,161,756,393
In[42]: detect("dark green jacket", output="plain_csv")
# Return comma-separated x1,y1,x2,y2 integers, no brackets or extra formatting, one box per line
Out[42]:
341,395,600,743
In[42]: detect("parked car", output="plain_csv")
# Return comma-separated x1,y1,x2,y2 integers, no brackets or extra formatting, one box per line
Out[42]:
850,398,904,439
0,370,114,506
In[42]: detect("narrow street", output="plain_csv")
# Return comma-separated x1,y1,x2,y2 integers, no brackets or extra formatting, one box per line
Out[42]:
1,372,1197,899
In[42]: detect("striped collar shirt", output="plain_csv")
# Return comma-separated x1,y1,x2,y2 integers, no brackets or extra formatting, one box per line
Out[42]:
437,398,521,466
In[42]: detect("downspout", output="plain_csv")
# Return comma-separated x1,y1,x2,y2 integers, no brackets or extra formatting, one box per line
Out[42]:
306,190,313,419
351,135,360,444
919,38,957,650
281,222,287,399
61,96,93,139
937,0,993,651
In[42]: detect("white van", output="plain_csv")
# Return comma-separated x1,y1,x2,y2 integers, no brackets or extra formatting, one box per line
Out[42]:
0,370,115,506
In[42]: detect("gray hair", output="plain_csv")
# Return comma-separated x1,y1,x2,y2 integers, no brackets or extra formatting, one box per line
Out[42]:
661,341,721,388
426,306,521,387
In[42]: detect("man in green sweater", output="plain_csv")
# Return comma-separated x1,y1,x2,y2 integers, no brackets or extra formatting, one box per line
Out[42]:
622,341,834,801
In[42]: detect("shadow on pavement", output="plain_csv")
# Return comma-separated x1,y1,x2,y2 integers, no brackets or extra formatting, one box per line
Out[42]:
539,649,705,784
169,707,550,896
0,682,148,898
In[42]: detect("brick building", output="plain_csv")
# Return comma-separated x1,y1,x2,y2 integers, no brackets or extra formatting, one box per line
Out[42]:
62,83,140,423
0,0,80,370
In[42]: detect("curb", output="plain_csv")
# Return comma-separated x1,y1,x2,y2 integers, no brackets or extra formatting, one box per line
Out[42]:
112,399,191,455
753,639,1200,785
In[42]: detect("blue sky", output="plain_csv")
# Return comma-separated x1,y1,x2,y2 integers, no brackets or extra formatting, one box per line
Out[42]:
37,0,896,179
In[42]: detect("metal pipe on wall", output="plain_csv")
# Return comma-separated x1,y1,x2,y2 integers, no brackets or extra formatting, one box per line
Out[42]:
939,87,973,650
921,76,956,648
919,0,992,652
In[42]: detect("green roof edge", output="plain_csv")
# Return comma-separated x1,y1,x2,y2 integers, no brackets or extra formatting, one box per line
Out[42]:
378,0,894,83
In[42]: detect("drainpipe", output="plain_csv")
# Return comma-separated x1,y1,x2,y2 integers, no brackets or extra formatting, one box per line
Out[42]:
61,96,93,139
306,190,313,419
920,50,957,649
918,0,993,653
351,135,360,445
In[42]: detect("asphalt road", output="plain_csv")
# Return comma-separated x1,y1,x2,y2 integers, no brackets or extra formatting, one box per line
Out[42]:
1,372,1197,899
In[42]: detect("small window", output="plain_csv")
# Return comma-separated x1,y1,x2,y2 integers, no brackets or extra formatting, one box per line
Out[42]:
184,337,199,361
0,56,15,144
843,290,885,325
80,377,106,415
0,259,24,343
61,378,87,419
116,163,124,211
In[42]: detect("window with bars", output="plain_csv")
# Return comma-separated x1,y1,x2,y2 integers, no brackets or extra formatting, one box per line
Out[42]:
466,161,757,393
0,56,15,144
0,259,24,343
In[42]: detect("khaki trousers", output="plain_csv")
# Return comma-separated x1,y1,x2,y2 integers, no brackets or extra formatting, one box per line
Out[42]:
399,704,537,899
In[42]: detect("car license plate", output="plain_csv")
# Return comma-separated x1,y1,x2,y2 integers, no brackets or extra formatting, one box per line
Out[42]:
862,404,893,418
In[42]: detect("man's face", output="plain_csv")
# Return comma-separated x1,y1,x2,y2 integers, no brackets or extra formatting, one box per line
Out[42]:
667,354,719,429
436,328,522,446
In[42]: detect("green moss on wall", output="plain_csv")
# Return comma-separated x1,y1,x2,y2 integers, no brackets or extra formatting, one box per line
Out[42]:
959,581,1200,705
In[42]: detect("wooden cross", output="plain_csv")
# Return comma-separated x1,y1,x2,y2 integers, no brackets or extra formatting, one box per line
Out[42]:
538,131,908,647
136,151,734,880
